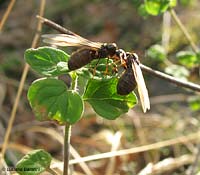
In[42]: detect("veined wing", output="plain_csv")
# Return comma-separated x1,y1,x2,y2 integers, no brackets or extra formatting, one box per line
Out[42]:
131,60,150,113
42,34,103,48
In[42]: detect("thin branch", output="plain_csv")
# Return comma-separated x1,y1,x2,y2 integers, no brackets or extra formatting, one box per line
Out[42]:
37,15,76,35
170,9,199,53
0,0,16,32
0,0,46,158
37,16,200,93
140,64,200,92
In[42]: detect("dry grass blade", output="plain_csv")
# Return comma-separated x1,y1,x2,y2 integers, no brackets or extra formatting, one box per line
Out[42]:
105,131,122,175
4,142,33,154
69,130,200,164
0,0,16,32
170,9,199,53
138,154,194,175
129,110,152,163
186,144,200,175
0,0,46,163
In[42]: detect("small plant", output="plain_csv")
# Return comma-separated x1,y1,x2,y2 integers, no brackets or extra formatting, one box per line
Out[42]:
16,46,138,175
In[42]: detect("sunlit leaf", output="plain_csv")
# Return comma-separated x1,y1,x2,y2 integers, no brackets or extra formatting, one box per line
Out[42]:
25,47,70,76
28,78,83,124
144,0,176,15
170,0,177,7
83,78,137,120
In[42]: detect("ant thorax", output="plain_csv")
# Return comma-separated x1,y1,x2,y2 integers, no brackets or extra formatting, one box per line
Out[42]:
98,43,118,58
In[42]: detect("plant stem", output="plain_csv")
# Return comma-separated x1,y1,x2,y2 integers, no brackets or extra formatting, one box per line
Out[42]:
170,9,199,53
63,123,71,175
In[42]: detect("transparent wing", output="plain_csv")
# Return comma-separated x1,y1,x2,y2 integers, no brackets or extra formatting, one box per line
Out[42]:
42,34,103,48
132,61,150,113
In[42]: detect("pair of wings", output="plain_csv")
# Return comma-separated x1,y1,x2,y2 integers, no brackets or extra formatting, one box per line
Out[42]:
42,32,102,49
42,31,150,113
131,59,150,113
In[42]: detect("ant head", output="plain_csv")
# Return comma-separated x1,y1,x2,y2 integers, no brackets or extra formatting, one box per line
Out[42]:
116,49,127,60
128,52,139,65
104,43,117,56
132,53,139,60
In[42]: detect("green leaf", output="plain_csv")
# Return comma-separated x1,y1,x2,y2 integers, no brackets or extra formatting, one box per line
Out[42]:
144,0,176,16
146,44,166,62
16,149,52,175
169,0,177,7
189,97,200,111
138,4,150,18
165,64,189,81
83,78,137,120
176,51,199,68
28,78,83,124
25,47,70,76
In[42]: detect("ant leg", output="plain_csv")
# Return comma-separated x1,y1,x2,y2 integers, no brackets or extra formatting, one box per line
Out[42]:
104,58,110,75
106,58,109,74
92,58,100,76
112,64,118,75
115,49,127,68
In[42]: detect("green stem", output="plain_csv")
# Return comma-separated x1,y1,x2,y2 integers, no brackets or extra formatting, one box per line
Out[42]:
170,9,199,53
63,123,71,175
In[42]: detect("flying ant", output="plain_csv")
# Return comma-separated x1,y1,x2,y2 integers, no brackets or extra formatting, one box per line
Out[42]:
42,29,150,112
117,52,150,112
42,33,126,71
